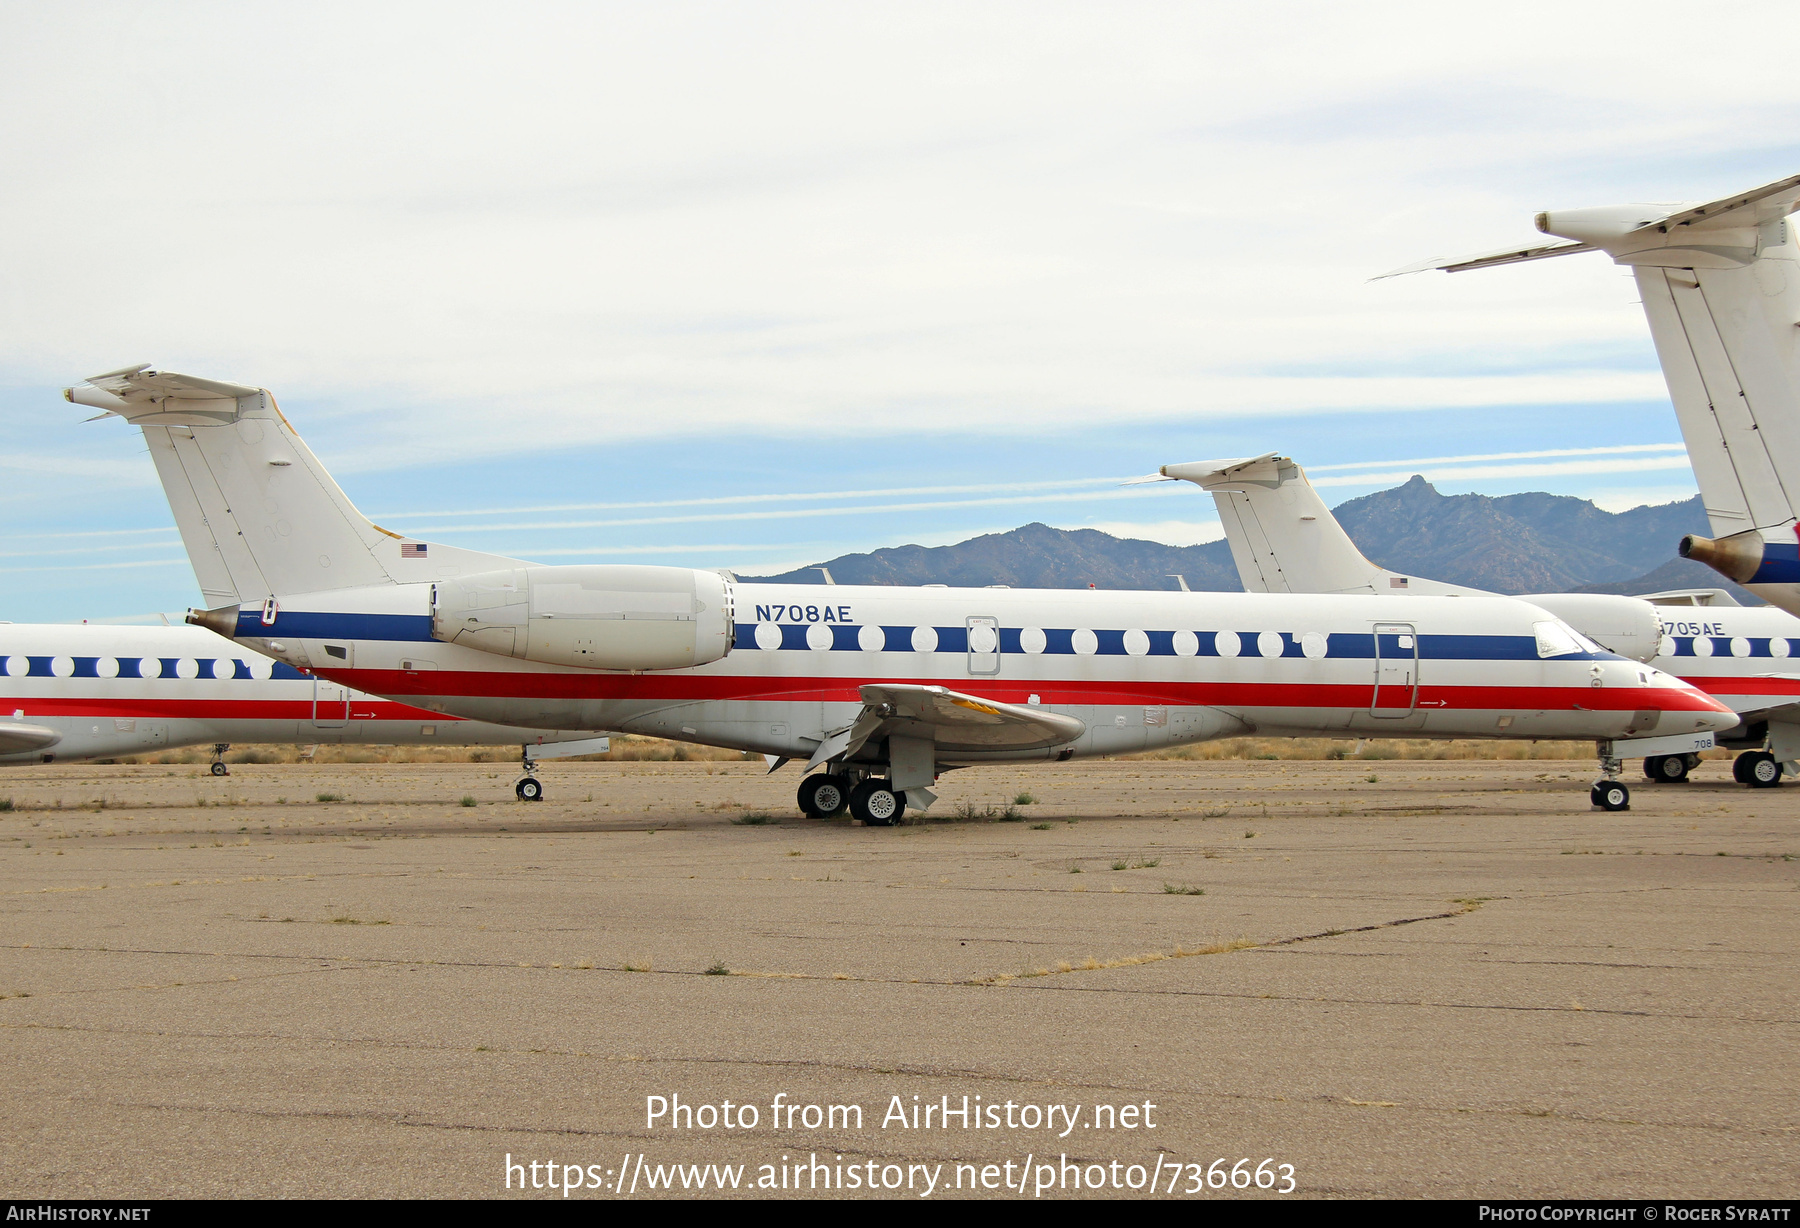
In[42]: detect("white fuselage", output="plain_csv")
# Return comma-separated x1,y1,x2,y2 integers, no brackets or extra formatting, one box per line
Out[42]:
0,623,598,764
226,583,1734,765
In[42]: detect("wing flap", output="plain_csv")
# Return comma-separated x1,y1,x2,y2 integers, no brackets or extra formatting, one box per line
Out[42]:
856,683,1084,752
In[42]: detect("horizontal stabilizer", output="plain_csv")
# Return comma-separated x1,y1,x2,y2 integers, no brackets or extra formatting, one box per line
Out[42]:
1373,239,1594,280
1644,171,1800,234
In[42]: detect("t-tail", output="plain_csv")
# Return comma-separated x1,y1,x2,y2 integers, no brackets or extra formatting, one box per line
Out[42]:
1139,452,1664,662
66,365,735,679
65,364,524,606
1379,172,1800,617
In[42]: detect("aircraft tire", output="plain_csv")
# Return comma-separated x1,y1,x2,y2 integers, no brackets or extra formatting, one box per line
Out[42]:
516,777,544,802
797,774,849,818
849,779,905,827
1744,751,1782,789
1590,780,1630,811
1733,751,1781,786
210,761,229,777
1643,755,1689,783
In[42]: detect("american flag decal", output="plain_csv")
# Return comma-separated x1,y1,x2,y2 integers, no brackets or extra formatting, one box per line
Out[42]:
1389,576,1408,588
402,542,427,558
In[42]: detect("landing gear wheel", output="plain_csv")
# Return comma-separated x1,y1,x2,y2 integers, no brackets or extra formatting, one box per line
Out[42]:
210,761,229,777
849,779,905,826
797,774,850,818
1740,750,1783,788
1591,780,1630,811
1643,755,1689,783
516,777,544,802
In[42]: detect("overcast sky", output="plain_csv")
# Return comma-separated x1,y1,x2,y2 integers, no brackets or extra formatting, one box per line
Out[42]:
3,1,1798,618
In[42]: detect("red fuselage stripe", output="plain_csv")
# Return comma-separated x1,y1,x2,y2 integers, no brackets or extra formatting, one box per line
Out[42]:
324,668,1728,715
6,698,458,721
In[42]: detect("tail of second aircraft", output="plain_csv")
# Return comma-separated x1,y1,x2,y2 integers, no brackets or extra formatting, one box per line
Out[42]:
1151,452,1665,662
67,365,522,606
1149,452,1472,596
1380,172,1800,612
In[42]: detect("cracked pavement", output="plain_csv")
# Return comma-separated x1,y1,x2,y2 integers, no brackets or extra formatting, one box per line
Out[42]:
1,757,1794,1197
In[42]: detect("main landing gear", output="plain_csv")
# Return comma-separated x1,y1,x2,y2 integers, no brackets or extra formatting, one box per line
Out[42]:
1642,753,1700,784
1732,750,1783,789
1591,751,1629,812
796,772,906,826
516,745,544,801
797,773,850,818
209,744,230,777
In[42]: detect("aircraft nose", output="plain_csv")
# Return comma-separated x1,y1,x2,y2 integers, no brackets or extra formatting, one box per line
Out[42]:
1679,686,1741,734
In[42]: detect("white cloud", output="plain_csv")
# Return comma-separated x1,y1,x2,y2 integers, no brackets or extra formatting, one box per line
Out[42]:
1312,455,1696,490
5,3,1796,470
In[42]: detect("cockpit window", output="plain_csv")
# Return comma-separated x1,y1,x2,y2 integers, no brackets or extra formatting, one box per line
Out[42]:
1533,620,1600,658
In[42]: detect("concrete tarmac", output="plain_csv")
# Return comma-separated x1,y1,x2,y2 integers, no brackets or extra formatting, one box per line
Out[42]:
1,758,1794,1199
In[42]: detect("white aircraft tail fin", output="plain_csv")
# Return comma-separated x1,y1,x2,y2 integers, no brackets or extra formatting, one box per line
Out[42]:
1382,173,1800,599
67,365,524,604
1159,451,1664,660
1157,453,1473,596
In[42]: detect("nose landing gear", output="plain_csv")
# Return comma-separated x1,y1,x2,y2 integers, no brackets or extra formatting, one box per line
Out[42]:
209,744,230,777
1590,779,1630,811
515,745,544,801
1591,751,1629,811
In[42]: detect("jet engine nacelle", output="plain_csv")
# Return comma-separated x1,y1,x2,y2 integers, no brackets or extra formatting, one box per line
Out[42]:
1520,593,1665,664
431,565,734,671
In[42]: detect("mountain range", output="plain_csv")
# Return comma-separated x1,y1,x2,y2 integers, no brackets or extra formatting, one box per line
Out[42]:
740,476,1758,602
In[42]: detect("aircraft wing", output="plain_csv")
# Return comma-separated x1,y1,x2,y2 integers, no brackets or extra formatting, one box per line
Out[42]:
804,683,1085,770
0,723,62,754
1709,676,1800,723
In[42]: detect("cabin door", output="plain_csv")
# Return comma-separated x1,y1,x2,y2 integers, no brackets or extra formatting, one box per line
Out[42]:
312,677,351,728
1370,623,1418,717
967,616,1000,676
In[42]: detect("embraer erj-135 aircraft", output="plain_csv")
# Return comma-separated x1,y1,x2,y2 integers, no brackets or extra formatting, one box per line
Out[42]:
1147,452,1800,789
0,621,609,791
1384,171,1800,617
64,366,1735,820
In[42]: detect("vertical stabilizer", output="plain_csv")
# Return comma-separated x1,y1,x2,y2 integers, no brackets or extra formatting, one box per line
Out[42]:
1154,451,1663,660
1157,453,1471,596
67,365,524,603
1381,172,1800,614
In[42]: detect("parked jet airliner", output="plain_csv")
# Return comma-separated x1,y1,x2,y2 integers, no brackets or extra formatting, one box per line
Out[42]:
65,367,1736,819
1148,452,1800,789
0,621,609,793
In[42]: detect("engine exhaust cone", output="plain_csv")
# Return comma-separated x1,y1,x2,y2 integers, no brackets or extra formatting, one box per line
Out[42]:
186,605,241,638
1678,533,1763,583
